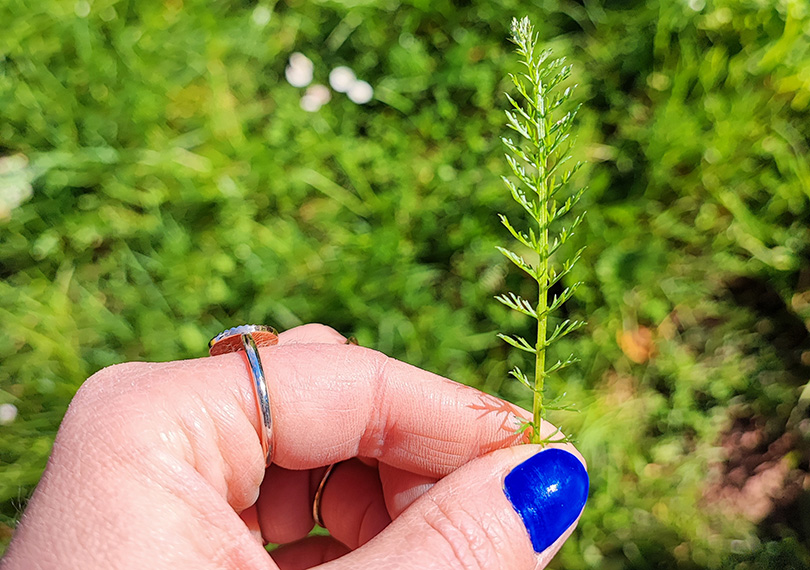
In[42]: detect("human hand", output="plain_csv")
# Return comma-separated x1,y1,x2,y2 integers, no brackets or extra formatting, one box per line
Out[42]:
1,324,587,570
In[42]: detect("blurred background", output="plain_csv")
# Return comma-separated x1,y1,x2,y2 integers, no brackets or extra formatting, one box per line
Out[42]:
2,0,809,567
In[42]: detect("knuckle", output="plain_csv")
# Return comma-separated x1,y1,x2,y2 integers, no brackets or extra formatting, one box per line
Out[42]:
283,323,346,344
64,361,163,436
59,361,179,468
299,322,340,335
71,362,152,410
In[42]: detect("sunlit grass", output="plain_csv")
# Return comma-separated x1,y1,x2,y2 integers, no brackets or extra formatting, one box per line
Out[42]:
1,0,809,566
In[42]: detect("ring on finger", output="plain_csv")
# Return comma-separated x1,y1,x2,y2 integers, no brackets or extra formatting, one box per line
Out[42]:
312,462,339,527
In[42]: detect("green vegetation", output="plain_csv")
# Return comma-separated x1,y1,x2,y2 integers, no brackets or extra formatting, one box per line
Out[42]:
497,16,585,445
2,1,809,567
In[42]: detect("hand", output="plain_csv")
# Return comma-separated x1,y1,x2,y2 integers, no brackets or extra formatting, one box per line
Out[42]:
1,324,587,570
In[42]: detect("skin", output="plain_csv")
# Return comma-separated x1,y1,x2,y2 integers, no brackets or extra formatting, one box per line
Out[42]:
1,324,585,570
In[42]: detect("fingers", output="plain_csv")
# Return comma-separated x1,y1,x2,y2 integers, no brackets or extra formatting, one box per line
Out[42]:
1,323,353,569
256,324,347,544
256,465,327,544
202,322,537,479
317,459,391,549
259,460,439,550
7,321,564,570
377,463,437,519
319,446,589,570
239,342,533,474
258,459,435,549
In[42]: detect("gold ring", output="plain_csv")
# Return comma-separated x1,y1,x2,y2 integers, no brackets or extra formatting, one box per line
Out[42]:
312,462,338,527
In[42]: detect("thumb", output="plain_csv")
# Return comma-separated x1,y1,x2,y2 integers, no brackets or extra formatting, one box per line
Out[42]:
324,446,589,570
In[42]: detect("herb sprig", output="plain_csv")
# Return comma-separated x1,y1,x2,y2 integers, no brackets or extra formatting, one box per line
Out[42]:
497,17,586,445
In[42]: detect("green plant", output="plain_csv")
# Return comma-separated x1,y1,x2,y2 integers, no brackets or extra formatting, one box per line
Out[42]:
3,1,809,565
497,17,586,445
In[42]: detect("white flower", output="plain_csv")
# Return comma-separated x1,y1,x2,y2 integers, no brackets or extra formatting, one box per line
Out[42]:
289,52,313,71
347,80,374,104
0,403,18,425
300,84,331,112
329,66,356,93
289,57,373,107
285,52,314,88
286,65,313,88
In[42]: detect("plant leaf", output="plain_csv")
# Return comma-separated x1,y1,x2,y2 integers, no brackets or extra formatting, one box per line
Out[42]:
509,366,532,389
545,354,580,375
495,292,537,318
497,333,537,354
496,246,536,278
544,319,586,347
498,214,533,250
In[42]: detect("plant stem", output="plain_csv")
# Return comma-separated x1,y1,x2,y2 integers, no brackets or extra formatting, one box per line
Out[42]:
533,91,551,444
534,296,546,442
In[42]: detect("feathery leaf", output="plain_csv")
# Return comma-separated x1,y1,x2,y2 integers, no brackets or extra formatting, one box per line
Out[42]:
497,333,537,354
497,16,588,446
495,292,537,318
496,246,536,278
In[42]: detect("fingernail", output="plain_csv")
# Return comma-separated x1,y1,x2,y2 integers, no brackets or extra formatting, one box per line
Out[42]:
503,448,589,553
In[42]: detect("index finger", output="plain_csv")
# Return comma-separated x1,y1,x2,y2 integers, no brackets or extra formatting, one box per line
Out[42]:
215,343,532,476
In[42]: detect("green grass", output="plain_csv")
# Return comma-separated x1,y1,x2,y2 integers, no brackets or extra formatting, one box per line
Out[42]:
2,0,810,567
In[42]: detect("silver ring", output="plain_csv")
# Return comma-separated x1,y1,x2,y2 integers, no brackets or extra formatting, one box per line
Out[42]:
312,463,337,527
209,325,278,467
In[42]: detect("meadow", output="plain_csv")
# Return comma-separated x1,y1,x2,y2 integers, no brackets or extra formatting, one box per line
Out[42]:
1,0,809,567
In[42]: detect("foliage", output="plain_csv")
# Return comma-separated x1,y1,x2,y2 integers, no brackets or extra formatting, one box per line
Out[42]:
497,16,585,445
1,0,810,567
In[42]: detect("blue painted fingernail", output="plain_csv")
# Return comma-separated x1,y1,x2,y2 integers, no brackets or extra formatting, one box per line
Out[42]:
503,448,589,553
